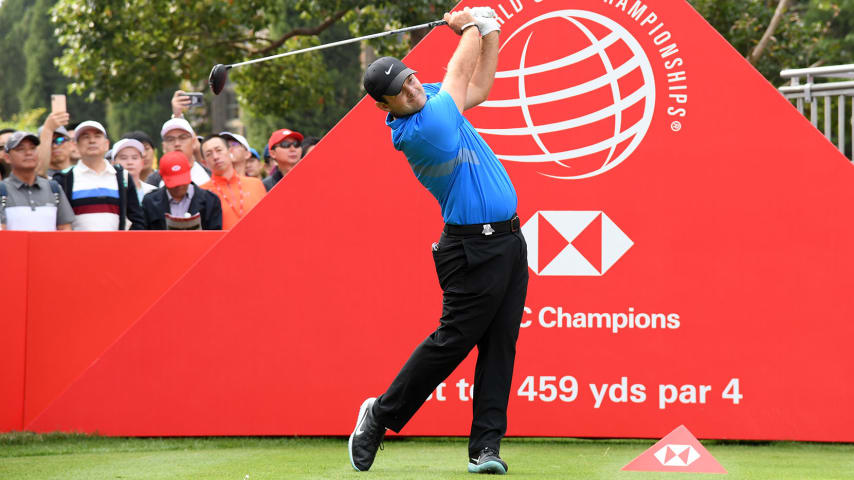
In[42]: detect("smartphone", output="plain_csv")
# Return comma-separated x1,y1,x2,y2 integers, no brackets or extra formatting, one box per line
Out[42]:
182,92,204,108
51,94,67,114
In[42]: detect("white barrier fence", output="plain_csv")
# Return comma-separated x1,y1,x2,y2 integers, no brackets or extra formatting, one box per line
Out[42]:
779,64,854,161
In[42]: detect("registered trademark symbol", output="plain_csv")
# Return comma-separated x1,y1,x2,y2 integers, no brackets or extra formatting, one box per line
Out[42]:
671,121,682,132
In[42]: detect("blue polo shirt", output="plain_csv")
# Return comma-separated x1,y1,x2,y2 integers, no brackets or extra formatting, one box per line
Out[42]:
387,82,517,225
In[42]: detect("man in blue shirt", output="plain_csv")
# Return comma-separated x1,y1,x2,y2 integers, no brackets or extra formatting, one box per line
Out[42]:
349,7,527,475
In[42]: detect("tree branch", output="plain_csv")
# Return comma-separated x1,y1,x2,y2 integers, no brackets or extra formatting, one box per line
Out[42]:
253,9,349,56
747,0,791,65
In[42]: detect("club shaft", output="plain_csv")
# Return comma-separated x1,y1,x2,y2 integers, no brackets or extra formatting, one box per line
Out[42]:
230,20,448,69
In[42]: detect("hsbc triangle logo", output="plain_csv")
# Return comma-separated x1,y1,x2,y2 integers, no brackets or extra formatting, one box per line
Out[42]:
622,425,727,473
521,211,632,276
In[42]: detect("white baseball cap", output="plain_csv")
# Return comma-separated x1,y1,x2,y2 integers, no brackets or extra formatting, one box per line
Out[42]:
111,138,145,157
160,118,195,138
74,120,108,142
220,131,250,151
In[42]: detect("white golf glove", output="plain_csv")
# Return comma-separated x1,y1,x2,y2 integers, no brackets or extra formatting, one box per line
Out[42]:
471,7,500,37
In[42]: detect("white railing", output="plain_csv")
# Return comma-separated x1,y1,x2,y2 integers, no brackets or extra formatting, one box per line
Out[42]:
779,64,854,160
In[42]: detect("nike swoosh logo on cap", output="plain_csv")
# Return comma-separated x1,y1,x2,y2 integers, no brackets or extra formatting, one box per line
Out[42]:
385,65,393,75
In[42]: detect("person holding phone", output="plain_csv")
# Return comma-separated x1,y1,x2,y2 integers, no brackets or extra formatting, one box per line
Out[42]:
36,95,73,178
146,117,211,187
168,90,207,168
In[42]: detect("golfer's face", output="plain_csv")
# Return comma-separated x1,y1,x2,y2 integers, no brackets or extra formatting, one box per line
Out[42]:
384,74,426,116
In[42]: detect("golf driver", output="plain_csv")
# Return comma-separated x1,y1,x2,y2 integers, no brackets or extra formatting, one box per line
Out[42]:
209,19,448,95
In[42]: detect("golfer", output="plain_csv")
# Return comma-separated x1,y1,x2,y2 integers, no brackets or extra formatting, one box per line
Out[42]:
349,7,528,475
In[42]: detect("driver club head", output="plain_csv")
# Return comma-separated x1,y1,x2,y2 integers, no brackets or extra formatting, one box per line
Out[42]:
209,64,231,95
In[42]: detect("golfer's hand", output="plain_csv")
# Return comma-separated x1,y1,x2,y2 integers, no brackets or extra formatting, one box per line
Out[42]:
43,111,70,132
470,7,497,19
471,7,500,37
444,8,477,36
171,90,191,117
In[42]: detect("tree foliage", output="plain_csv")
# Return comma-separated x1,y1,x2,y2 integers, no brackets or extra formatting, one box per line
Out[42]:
0,0,104,127
0,0,32,118
804,0,854,65
50,0,454,137
688,0,838,84
4,0,853,140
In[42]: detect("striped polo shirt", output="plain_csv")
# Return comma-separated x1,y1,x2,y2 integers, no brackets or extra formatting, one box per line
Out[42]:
70,160,122,231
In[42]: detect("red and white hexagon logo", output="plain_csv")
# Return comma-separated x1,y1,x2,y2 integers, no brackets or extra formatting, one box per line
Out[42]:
654,444,700,467
521,211,633,276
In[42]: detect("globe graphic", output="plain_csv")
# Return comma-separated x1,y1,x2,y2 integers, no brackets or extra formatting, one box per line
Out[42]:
470,10,656,180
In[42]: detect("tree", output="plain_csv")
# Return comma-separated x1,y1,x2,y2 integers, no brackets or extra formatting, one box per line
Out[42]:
747,0,792,66
688,0,833,84
19,0,105,123
50,0,455,137
0,0,30,119
803,0,854,66
106,87,174,147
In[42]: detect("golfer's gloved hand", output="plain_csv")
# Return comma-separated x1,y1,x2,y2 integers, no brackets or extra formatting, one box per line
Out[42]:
470,7,497,18
471,7,500,37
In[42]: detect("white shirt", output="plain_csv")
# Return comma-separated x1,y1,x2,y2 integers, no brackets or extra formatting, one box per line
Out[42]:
136,181,158,204
70,160,121,231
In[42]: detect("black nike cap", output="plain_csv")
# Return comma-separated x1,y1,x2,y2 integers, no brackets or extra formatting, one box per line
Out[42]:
363,56,416,102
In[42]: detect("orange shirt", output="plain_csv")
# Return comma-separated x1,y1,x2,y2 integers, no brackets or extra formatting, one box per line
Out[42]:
201,173,266,230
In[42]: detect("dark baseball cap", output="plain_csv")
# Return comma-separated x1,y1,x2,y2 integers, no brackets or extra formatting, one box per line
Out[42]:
37,125,70,138
4,131,40,152
363,57,416,102
122,130,155,148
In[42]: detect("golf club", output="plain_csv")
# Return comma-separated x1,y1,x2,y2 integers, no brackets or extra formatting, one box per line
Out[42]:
209,19,448,95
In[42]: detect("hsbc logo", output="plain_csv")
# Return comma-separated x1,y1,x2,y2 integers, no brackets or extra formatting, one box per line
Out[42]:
654,444,700,467
521,211,632,276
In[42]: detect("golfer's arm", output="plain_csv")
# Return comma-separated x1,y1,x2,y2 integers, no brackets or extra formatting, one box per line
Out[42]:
465,32,499,111
441,28,482,113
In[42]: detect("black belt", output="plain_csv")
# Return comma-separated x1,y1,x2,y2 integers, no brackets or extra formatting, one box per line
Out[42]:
444,214,520,236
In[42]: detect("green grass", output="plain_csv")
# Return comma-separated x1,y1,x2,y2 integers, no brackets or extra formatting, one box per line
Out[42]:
1,433,853,479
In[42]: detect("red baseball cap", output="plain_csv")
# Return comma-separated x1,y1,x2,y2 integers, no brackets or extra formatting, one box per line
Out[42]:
159,151,192,188
267,129,304,151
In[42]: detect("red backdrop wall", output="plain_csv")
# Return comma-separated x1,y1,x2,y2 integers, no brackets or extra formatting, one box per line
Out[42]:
2,0,853,440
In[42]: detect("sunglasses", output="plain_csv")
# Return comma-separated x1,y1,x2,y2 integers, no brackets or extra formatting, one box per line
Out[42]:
275,140,301,149
52,136,70,146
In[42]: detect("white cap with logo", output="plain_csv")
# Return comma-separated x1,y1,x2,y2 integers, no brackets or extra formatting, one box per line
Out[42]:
74,120,108,142
160,118,195,139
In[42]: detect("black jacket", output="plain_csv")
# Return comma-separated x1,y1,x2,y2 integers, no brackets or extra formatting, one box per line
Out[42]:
262,168,283,192
53,164,146,230
140,183,222,230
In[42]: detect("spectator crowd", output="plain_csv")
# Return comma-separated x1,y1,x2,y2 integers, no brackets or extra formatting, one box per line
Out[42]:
0,90,319,231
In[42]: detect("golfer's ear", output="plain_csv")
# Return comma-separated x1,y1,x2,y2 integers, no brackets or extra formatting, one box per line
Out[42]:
376,101,391,113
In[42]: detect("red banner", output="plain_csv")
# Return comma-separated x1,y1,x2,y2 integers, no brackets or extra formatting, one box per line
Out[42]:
4,0,853,440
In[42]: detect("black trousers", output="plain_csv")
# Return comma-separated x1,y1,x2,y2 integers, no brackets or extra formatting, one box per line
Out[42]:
373,229,529,458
